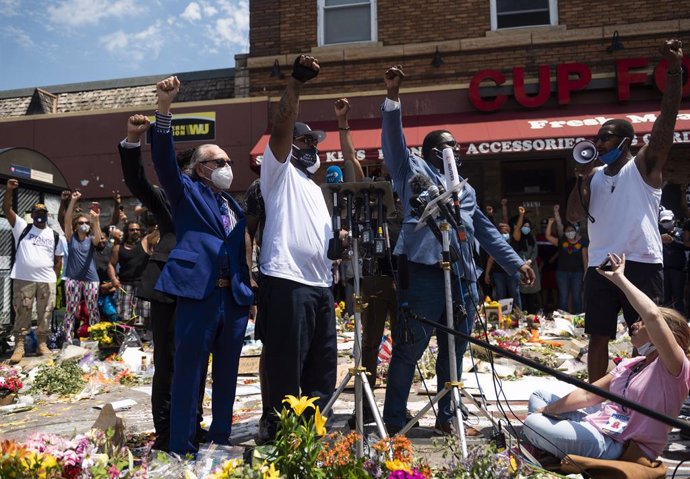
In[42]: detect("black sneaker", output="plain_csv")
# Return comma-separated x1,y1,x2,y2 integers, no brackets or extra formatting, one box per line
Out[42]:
254,416,275,446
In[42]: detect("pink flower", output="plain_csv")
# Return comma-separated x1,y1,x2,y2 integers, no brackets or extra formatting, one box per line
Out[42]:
109,464,121,478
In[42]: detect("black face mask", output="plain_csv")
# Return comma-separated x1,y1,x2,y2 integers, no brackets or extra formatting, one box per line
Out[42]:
291,144,320,176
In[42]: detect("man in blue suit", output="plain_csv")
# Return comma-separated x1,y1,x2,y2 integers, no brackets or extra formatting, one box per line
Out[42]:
380,66,535,436
149,76,253,454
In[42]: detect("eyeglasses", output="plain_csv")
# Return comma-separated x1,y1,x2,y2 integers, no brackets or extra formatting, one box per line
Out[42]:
76,221,90,225
200,159,234,168
593,133,621,143
294,135,318,146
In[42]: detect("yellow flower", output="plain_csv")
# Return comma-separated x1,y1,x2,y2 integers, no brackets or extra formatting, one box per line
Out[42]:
384,459,411,472
509,454,518,472
314,406,327,436
282,395,318,416
42,454,58,469
261,462,281,479
338,301,345,310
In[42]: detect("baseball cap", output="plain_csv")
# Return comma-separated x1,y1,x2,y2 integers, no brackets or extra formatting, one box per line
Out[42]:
31,203,48,213
293,122,326,143
659,209,674,223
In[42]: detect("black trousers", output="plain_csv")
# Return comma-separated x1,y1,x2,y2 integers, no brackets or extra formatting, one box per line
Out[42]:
150,299,206,451
664,268,686,314
360,275,397,390
257,275,337,436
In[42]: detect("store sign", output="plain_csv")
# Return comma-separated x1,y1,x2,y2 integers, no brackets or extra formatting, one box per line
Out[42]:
146,112,216,143
469,56,690,112
10,164,54,184
463,130,690,155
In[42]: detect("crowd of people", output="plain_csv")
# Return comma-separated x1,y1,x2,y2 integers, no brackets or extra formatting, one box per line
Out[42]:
3,38,689,466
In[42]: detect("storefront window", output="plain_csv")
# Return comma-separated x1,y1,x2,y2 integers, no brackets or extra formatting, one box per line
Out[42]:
501,159,563,196
318,0,377,46
490,0,558,30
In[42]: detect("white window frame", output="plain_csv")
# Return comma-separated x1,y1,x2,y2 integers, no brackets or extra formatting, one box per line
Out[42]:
490,0,558,31
317,0,378,47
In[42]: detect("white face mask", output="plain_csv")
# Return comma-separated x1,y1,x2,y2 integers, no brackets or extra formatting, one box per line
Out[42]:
209,165,234,190
77,224,91,234
501,233,510,241
637,341,656,356
565,230,576,240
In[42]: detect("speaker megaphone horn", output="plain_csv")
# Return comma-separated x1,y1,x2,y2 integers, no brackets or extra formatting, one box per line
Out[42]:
572,139,598,164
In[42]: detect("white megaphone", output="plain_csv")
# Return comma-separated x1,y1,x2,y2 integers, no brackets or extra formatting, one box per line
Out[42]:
572,139,599,164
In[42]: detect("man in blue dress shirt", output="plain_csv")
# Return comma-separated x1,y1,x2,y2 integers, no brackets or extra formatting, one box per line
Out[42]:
380,65,535,435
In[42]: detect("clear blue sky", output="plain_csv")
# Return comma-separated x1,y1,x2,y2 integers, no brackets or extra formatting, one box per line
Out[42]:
0,0,249,91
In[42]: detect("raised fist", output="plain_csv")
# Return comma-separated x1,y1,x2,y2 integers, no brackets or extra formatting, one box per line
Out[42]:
292,55,320,83
127,114,150,142
518,206,525,215
6,179,18,190
553,204,560,213
71,191,82,200
661,39,683,68
500,198,508,206
112,190,121,203
156,76,180,106
334,98,350,118
384,65,405,91
61,190,71,200
485,205,494,215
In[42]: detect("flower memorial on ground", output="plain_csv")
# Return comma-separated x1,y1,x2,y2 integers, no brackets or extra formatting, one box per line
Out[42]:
0,393,574,478
0,364,23,401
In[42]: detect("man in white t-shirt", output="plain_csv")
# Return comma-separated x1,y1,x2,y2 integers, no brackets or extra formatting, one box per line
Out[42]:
256,55,336,443
3,179,65,363
566,39,684,382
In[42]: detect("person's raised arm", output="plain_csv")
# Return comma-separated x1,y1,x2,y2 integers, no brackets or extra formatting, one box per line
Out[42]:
545,218,558,246
335,98,364,181
151,76,185,203
381,66,409,183
636,39,684,188
268,55,320,163
108,191,122,228
500,198,509,224
553,204,564,237
512,206,525,241
90,203,102,246
64,190,81,242
598,253,686,376
3,179,18,227
58,190,71,228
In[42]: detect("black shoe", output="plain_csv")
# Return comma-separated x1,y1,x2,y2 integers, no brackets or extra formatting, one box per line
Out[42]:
255,416,275,446
385,422,404,436
405,411,420,428
347,405,376,428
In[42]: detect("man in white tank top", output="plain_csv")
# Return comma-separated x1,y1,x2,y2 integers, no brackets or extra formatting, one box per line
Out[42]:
566,39,684,383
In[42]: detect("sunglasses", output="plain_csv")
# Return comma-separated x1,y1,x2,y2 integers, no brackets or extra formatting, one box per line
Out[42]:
294,135,319,146
76,221,90,225
200,159,234,168
593,133,621,143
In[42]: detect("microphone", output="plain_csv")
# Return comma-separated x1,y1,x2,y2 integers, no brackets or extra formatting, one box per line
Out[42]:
441,147,466,241
327,187,343,260
410,195,458,262
427,185,459,231
572,140,598,164
409,173,434,195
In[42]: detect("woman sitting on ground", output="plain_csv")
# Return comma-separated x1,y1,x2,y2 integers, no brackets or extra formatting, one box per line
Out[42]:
523,252,690,460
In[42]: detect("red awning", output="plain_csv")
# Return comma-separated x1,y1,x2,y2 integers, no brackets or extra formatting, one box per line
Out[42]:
249,104,690,167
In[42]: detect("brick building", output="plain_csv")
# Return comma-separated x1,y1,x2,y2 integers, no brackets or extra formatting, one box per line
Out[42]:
244,0,690,216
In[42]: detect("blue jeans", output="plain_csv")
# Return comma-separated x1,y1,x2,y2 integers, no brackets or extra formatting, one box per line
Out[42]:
383,263,478,428
523,389,624,459
556,270,584,314
491,271,522,310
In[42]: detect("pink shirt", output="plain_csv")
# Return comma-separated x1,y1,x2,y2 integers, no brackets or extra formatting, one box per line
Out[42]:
585,356,690,459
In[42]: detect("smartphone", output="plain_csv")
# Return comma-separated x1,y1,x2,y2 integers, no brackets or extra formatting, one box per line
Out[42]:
598,256,612,270
109,225,116,233
91,201,101,214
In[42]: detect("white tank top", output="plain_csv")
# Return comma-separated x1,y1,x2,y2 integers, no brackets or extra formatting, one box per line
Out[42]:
587,158,662,267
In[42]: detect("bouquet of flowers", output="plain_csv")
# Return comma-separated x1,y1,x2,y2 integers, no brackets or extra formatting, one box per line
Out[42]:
0,364,23,399
87,322,121,348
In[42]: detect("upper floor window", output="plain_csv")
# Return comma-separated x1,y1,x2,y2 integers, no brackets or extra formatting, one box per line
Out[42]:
318,0,377,46
490,0,558,30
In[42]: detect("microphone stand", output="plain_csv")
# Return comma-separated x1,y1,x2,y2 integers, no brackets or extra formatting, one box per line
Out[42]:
322,189,388,457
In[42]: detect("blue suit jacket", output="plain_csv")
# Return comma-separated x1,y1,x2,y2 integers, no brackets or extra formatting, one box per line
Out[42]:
150,124,253,305
381,102,524,282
